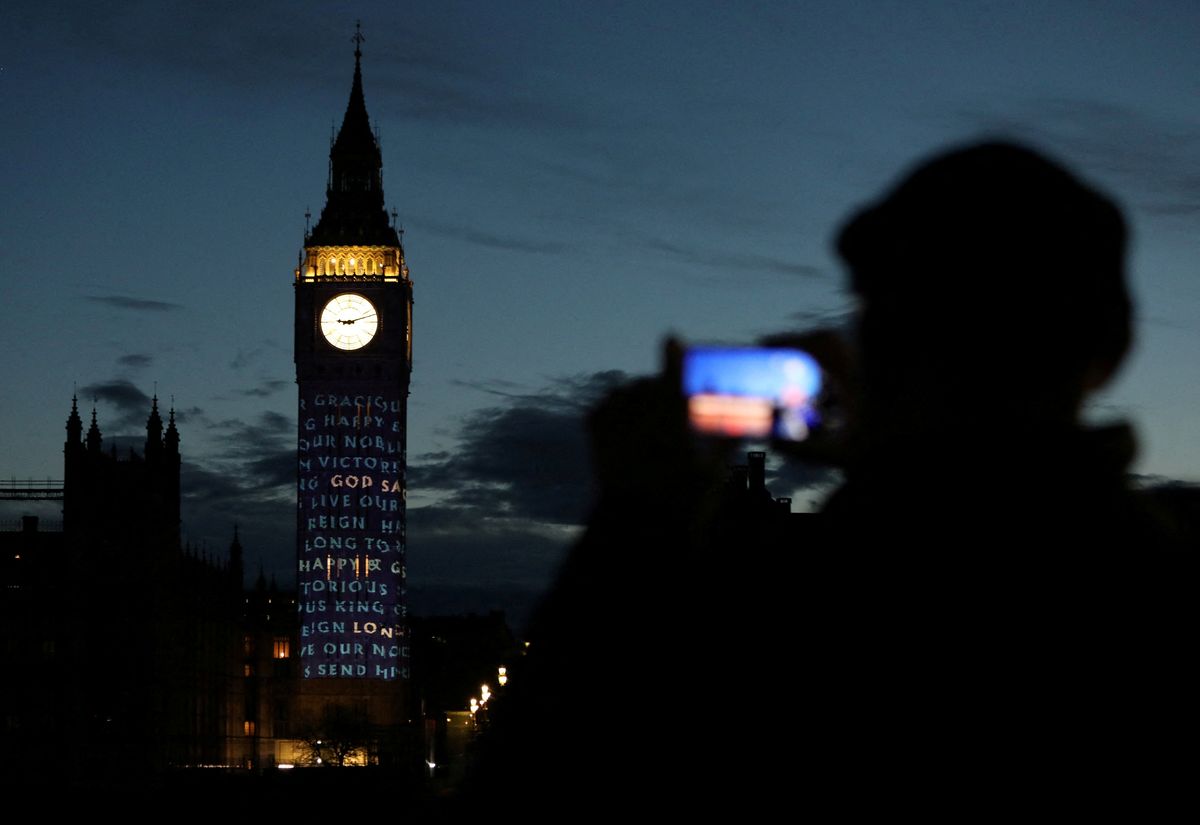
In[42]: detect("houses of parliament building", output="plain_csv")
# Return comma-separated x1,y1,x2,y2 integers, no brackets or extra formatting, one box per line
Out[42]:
0,397,268,773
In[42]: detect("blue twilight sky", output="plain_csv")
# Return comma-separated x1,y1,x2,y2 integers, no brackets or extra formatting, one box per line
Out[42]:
3,1,1200,624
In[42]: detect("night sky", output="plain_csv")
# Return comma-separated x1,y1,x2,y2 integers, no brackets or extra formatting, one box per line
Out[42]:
4,2,1200,626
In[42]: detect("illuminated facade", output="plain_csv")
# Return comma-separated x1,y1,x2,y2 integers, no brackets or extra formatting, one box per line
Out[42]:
293,37,412,726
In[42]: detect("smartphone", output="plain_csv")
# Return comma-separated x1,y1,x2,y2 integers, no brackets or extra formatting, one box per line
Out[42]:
682,346,823,440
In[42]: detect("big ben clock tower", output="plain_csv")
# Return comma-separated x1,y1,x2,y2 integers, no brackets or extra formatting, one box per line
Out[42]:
294,29,412,714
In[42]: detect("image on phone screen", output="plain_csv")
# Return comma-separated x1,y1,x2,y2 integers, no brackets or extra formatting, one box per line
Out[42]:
683,347,822,440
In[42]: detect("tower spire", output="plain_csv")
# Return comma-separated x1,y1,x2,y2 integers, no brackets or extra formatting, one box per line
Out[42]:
87,405,103,452
146,394,164,456
306,24,399,248
67,394,83,444
165,400,180,454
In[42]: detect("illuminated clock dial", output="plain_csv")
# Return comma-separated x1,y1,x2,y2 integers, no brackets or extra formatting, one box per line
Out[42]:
320,293,378,351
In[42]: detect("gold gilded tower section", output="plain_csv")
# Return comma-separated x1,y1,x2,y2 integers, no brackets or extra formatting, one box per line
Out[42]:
298,245,408,282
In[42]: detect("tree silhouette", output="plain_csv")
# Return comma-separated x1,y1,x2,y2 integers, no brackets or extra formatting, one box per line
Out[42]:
295,703,372,767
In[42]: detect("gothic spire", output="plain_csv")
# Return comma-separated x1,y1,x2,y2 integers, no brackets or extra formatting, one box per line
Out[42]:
308,25,400,248
86,405,103,452
144,395,164,459
165,403,180,454
66,394,83,443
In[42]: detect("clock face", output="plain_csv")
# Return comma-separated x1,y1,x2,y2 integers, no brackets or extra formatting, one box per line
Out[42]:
320,293,378,351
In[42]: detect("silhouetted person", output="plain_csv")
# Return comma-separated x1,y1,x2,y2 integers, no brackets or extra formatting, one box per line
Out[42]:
801,142,1191,812
827,142,1153,542
461,143,1192,817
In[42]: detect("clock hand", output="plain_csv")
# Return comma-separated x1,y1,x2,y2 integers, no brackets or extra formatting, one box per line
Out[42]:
338,312,377,325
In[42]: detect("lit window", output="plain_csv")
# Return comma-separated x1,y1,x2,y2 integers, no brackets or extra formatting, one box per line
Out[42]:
273,637,290,659
244,720,256,736
244,664,254,677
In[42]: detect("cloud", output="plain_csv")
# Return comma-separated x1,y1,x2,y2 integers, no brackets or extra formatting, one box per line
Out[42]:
172,409,298,581
412,218,571,255
237,379,290,398
245,449,295,489
950,98,1200,221
171,405,205,425
410,371,629,525
449,377,529,397
183,449,294,502
15,3,319,94
230,348,265,370
376,69,592,131
79,379,152,431
15,4,590,134
79,381,204,442
87,295,182,312
646,237,825,279
117,353,154,369
202,410,296,487
407,505,578,630
178,459,294,586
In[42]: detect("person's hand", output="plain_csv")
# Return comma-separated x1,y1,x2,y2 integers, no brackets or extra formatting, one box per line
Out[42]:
588,337,735,503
